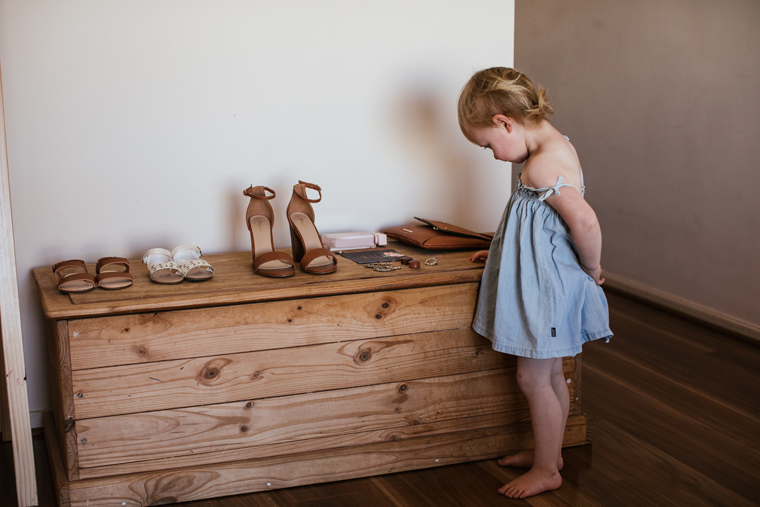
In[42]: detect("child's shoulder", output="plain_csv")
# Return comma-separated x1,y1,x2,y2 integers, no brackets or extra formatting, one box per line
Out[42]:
522,141,582,190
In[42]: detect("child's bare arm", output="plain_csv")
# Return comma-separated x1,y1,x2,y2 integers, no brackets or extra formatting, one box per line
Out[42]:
522,153,605,285
545,190,604,285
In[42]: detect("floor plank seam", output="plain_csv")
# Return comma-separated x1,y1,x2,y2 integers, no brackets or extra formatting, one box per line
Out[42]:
587,343,760,422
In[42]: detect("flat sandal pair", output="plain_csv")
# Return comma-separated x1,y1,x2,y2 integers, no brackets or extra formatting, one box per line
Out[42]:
53,257,133,293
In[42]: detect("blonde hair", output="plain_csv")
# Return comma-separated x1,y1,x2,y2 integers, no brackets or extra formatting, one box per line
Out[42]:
457,67,553,138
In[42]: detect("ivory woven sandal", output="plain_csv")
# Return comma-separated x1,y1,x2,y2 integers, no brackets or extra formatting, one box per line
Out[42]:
95,257,134,290
142,248,184,284
53,259,96,293
171,245,214,282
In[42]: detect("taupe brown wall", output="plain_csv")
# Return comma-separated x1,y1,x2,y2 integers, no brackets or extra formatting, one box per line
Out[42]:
515,0,760,326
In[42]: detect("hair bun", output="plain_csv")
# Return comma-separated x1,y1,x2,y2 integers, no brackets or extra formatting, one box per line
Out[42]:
531,88,554,118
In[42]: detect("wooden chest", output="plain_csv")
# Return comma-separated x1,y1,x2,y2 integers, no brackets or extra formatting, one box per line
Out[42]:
33,244,590,506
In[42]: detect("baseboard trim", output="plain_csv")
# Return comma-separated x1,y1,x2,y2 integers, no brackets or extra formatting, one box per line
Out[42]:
603,272,760,343
30,410,43,429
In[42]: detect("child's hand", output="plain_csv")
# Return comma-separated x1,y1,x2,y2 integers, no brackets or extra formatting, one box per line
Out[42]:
470,250,489,263
582,264,605,285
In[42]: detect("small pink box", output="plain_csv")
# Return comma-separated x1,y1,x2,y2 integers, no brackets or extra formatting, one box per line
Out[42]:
321,232,376,251
374,233,387,246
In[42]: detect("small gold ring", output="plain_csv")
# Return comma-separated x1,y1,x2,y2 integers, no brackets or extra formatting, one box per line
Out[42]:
425,258,438,266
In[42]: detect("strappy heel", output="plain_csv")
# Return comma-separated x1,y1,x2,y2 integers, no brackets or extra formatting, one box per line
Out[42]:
243,185,296,278
287,181,338,275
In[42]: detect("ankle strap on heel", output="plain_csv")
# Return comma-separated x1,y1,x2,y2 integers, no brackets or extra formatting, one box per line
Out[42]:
293,181,322,203
243,186,276,200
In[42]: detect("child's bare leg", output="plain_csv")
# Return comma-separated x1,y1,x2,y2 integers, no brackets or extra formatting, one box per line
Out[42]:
551,357,569,465
498,357,564,499
499,358,569,469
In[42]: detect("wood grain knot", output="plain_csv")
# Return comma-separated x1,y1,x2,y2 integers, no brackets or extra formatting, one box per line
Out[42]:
398,384,408,393
356,349,372,363
135,345,149,358
375,314,382,320
375,297,397,315
197,358,232,385
245,402,254,409
240,425,248,433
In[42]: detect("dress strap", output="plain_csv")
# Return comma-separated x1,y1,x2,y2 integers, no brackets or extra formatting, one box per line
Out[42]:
579,167,586,197
521,176,574,202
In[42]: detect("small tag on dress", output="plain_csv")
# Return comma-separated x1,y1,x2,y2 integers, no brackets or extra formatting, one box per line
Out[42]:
551,328,556,337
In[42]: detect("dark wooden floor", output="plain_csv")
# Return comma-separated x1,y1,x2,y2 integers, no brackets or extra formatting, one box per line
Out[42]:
2,291,759,506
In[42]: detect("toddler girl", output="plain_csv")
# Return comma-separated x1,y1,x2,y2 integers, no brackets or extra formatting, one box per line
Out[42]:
458,67,613,499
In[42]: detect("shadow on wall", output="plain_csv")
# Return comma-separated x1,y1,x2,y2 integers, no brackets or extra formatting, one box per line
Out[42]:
226,187,244,254
391,86,483,228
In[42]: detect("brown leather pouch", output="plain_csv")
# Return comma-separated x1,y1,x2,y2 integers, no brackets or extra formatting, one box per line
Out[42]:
383,217,493,250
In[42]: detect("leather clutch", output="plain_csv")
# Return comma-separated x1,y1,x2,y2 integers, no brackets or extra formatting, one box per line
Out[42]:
383,217,493,250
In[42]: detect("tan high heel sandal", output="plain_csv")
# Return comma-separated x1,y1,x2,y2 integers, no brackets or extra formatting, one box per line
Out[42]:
243,185,295,278
287,181,337,275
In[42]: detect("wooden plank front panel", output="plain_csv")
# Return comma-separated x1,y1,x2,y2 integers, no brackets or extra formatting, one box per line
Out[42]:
67,284,479,370
76,366,581,476
77,368,537,469
72,328,511,419
59,417,589,507
78,412,510,479
75,358,579,479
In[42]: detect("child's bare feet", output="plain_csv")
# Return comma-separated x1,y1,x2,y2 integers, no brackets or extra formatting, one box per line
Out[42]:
498,469,562,499
498,450,563,470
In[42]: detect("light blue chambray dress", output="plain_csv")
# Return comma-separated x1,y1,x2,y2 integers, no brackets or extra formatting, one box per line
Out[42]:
472,167,613,358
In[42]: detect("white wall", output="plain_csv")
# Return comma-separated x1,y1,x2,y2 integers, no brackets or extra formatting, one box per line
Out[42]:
0,1,515,424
